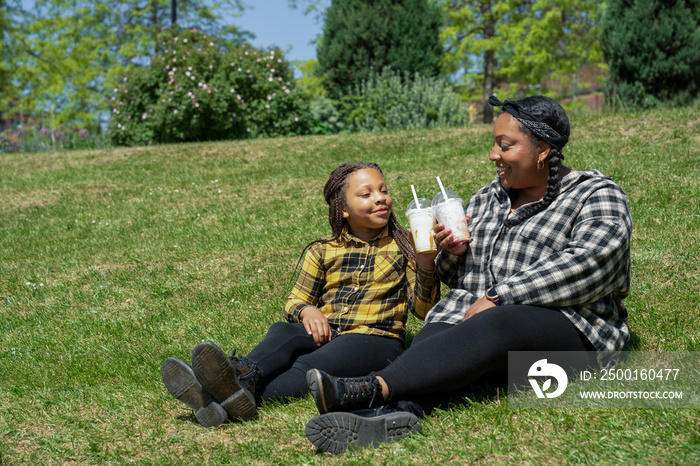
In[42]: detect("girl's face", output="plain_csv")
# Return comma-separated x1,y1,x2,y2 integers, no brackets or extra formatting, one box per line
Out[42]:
489,112,550,195
342,168,392,240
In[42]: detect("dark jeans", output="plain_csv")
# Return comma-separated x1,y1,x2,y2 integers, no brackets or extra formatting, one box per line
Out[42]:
377,305,596,416
245,322,403,404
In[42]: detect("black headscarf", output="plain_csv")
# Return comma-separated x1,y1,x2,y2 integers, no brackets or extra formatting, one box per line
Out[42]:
488,95,569,153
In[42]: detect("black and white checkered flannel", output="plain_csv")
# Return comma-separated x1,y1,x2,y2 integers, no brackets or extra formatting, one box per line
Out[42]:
427,169,632,353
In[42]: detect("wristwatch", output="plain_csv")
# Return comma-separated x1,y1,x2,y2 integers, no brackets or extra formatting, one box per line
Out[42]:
485,287,502,306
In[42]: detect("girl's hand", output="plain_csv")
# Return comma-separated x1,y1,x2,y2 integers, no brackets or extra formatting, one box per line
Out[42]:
415,249,437,271
410,233,437,271
434,216,471,256
299,306,332,347
462,294,496,321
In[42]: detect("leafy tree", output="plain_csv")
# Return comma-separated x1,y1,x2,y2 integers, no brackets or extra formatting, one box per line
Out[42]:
109,28,310,146
296,59,327,99
2,0,247,126
600,0,700,109
317,0,443,98
443,0,606,123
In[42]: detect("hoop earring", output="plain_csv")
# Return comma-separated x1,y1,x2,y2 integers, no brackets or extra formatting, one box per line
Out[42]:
537,159,545,170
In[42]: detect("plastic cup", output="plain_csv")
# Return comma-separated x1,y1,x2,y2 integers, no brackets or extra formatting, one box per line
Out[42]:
405,198,436,253
432,190,470,243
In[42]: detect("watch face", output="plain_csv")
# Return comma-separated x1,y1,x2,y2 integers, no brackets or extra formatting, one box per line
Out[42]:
487,288,498,300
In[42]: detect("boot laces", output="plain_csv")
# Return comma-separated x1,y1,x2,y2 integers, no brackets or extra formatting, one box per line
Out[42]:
341,376,380,406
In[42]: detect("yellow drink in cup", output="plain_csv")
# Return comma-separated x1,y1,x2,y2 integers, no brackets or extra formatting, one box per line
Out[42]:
405,198,436,253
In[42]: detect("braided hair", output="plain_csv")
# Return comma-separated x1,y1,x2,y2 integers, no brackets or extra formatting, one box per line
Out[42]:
489,95,571,225
294,162,416,278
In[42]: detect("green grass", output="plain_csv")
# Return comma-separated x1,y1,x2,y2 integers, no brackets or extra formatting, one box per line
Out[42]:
1,103,699,464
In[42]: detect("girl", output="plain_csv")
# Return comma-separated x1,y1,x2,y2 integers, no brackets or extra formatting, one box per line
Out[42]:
161,162,439,427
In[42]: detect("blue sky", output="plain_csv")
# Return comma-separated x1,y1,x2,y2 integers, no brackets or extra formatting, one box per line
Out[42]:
232,0,330,63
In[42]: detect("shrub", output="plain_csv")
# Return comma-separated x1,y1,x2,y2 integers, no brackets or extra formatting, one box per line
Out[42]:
109,28,311,146
0,124,108,154
340,68,469,132
309,96,344,135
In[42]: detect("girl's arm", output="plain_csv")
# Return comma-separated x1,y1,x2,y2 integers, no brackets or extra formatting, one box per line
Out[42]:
284,244,326,323
405,252,440,320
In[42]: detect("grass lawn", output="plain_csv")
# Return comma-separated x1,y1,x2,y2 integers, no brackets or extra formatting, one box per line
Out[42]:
1,103,699,464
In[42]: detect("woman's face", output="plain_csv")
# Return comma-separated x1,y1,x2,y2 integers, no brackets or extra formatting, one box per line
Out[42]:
489,113,549,194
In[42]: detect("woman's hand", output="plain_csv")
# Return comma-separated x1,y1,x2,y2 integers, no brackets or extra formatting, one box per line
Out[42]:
299,306,332,346
434,216,471,256
462,294,496,321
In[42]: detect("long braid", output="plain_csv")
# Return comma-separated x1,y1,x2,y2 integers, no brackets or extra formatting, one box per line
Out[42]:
511,141,563,224
387,211,416,266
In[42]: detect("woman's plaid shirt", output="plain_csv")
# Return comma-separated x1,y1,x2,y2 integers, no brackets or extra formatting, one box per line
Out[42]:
428,170,632,353
285,227,439,343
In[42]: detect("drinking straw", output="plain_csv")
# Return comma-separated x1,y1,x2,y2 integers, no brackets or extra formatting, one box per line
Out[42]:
436,176,448,200
411,185,421,208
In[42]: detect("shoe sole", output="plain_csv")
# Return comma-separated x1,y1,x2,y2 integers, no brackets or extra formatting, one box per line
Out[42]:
305,411,421,454
160,357,228,428
306,368,329,414
191,342,257,421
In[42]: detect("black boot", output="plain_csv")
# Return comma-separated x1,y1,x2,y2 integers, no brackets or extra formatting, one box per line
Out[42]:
305,406,421,454
191,342,257,421
229,350,261,395
160,357,228,428
306,369,383,414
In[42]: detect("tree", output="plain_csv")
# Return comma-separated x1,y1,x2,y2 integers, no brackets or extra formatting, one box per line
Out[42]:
600,0,700,109
2,0,247,126
442,0,606,123
317,0,443,98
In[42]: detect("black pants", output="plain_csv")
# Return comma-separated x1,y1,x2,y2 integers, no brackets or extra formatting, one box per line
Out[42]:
245,322,403,404
377,305,596,416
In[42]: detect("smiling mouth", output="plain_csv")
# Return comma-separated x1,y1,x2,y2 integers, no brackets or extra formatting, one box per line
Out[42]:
497,167,510,176
373,208,389,215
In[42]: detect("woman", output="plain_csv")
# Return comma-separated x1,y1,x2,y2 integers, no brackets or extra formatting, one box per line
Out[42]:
303,95,632,454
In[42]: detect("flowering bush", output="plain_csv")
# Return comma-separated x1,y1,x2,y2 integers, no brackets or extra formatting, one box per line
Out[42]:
109,28,311,146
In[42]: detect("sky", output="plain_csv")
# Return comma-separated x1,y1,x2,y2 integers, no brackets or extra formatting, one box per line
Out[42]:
231,0,331,63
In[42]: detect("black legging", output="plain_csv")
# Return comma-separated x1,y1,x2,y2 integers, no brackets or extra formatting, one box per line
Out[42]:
245,322,403,404
377,305,596,416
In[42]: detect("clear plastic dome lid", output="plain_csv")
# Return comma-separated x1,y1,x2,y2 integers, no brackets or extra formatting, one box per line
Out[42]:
406,198,432,213
431,190,463,206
